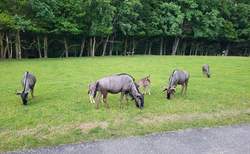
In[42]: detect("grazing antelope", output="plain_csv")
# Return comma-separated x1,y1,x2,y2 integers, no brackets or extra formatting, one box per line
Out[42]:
94,74,144,109
162,70,190,100
202,65,212,78
15,71,36,105
137,75,151,95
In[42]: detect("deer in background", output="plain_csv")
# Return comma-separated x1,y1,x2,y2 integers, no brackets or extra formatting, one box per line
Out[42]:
137,75,151,95
15,71,36,105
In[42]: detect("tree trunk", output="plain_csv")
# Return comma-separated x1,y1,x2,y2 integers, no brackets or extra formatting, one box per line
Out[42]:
201,46,204,56
15,37,18,59
160,37,163,55
44,36,48,58
124,38,127,55
89,37,92,57
225,42,230,56
3,32,9,59
15,30,22,59
37,36,42,58
91,36,96,56
0,30,4,58
64,37,68,57
172,36,180,55
148,41,152,55
102,36,109,56
182,42,186,56
189,41,193,55
109,36,114,56
9,35,13,58
132,39,135,55
79,38,85,57
17,30,21,58
164,40,166,55
144,43,148,55
195,43,199,56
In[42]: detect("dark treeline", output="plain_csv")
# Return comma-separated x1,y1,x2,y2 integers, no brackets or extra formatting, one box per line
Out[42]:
0,0,249,58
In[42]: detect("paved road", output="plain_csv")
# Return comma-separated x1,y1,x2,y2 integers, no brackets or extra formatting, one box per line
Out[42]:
9,124,250,154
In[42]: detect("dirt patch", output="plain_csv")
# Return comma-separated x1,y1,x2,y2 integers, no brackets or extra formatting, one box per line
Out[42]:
76,121,108,133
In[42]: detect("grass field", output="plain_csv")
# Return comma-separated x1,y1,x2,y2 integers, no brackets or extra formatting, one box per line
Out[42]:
0,55,249,152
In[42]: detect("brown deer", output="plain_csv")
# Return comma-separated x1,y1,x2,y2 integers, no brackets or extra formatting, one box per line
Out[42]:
137,75,151,95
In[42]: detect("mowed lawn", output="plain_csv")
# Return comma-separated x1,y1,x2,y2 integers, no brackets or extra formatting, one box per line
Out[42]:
0,56,249,152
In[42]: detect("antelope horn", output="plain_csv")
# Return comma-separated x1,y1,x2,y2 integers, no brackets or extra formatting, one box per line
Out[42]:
15,89,22,95
24,90,30,94
162,84,168,89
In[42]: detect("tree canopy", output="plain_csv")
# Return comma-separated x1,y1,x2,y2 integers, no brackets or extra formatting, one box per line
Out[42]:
0,0,249,58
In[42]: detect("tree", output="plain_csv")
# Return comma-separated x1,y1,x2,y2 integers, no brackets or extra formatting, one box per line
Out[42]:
83,0,115,56
160,2,184,55
116,0,144,55
0,0,31,59
29,0,58,58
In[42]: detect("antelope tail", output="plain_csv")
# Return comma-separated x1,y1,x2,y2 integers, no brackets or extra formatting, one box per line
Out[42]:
93,82,99,98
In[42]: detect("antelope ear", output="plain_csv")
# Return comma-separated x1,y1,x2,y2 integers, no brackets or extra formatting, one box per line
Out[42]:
163,87,169,92
15,92,21,95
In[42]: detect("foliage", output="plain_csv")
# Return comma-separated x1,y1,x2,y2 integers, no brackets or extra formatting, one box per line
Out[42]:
0,0,249,58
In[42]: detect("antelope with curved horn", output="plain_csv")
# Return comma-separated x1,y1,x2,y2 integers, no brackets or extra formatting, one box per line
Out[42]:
202,65,212,78
15,71,36,105
162,70,190,100
94,74,144,109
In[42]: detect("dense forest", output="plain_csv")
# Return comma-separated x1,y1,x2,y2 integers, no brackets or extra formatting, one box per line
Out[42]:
0,0,249,58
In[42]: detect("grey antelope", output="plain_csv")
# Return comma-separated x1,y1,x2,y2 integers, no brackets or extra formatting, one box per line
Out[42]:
162,70,190,100
15,71,36,105
137,75,151,95
88,81,103,104
202,65,212,78
94,74,144,109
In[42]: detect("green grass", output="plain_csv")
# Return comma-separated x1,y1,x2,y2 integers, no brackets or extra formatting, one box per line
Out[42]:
0,56,249,152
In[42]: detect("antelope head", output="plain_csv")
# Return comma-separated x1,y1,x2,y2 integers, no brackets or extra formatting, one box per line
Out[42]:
162,85,176,100
15,89,30,105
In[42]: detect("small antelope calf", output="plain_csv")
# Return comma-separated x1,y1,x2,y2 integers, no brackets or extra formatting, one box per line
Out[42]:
88,82,97,104
88,82,103,104
137,75,151,95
